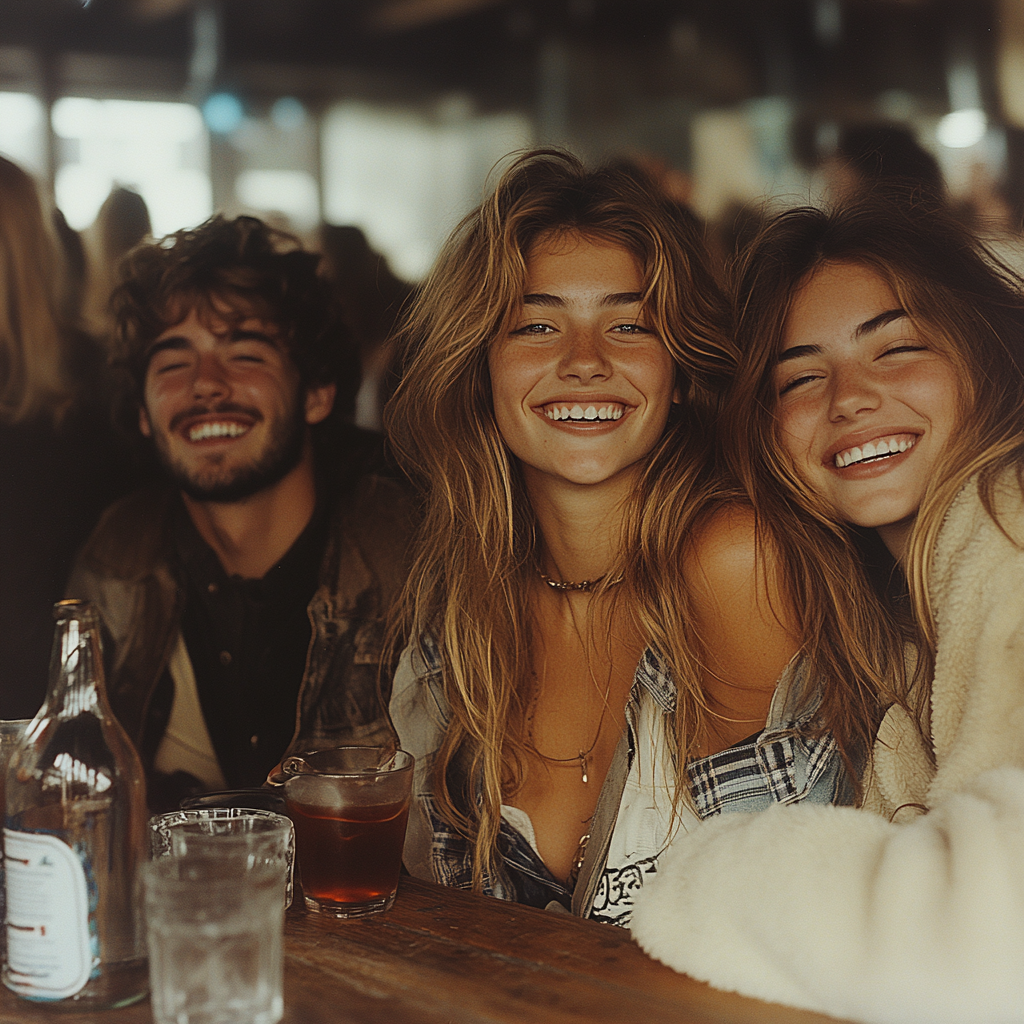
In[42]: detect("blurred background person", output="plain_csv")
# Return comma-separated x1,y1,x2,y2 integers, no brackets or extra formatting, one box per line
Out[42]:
83,185,153,344
318,224,414,431
0,155,138,719
52,207,89,330
822,121,946,203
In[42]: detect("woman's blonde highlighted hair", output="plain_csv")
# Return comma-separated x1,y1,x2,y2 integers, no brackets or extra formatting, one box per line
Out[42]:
728,191,1024,737
0,156,73,424
388,149,763,889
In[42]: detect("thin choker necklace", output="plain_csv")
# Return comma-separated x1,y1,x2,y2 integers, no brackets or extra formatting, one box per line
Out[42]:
538,571,624,593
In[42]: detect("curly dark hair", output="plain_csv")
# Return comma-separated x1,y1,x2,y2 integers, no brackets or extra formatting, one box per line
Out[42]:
110,214,361,423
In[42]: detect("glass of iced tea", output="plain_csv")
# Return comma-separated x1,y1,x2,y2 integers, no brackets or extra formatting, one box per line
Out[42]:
281,746,414,918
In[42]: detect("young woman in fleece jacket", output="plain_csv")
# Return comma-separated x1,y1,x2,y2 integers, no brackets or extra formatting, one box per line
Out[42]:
631,192,1024,1024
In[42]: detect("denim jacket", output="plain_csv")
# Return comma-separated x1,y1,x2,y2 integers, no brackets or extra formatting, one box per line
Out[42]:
391,639,852,926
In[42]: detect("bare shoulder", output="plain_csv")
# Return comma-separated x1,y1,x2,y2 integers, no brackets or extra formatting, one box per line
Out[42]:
684,503,769,599
684,501,798,658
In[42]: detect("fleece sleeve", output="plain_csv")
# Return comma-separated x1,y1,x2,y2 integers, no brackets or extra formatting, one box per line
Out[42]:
629,766,1024,1024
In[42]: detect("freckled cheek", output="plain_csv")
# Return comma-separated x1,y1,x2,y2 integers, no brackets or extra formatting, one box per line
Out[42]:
898,376,961,430
490,355,546,414
626,349,675,398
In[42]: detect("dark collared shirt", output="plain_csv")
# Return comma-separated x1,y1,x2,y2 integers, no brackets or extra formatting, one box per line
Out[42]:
174,498,330,787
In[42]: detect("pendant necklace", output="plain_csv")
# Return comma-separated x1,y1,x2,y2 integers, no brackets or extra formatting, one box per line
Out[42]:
528,568,618,784
528,695,609,784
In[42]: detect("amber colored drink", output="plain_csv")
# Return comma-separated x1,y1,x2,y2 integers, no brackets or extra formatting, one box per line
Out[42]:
287,798,410,904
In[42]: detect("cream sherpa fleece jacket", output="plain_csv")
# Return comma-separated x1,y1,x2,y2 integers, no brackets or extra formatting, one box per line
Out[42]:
631,468,1024,1024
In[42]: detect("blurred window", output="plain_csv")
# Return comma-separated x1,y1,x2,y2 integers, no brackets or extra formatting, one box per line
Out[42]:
321,100,532,280
227,101,321,234
0,92,46,176
52,97,212,237
235,169,320,232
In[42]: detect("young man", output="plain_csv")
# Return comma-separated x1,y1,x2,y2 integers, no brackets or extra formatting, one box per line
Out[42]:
69,215,413,810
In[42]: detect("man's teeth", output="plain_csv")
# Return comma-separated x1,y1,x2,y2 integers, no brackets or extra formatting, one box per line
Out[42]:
545,404,624,422
189,421,248,442
835,436,915,468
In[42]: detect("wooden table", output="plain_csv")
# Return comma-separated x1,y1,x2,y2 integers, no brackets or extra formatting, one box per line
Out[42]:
0,876,849,1024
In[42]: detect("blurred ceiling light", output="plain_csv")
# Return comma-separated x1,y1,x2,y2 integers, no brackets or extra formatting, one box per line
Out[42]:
202,92,244,134
936,108,987,148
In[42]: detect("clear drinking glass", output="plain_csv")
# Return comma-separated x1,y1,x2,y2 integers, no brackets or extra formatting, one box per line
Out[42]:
149,807,295,908
281,746,414,918
143,811,291,1024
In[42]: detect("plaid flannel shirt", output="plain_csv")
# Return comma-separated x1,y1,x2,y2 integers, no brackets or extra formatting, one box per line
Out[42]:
391,640,852,927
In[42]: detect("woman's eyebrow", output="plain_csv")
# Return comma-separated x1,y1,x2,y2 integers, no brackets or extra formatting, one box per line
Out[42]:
522,293,562,307
521,291,643,307
776,343,818,365
855,308,907,338
601,291,643,306
776,307,909,365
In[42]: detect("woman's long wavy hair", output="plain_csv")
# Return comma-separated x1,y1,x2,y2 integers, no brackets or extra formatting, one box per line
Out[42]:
385,149,738,889
728,191,1024,741
0,156,73,424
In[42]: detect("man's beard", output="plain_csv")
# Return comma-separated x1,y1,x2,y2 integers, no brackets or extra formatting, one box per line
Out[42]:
154,403,308,503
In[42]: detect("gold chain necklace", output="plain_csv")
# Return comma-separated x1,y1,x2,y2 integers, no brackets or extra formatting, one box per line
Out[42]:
526,582,616,784
527,694,609,784
537,570,624,593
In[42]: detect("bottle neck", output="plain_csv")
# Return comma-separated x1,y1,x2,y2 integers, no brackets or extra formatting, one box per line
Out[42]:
45,612,108,719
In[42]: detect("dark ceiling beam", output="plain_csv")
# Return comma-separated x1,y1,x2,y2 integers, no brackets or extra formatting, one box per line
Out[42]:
128,0,195,19
365,0,505,34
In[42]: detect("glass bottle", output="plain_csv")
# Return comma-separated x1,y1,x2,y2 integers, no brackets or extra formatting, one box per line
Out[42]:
3,600,148,1008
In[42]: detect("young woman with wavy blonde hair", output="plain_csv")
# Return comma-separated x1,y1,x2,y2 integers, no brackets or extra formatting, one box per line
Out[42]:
632,193,1024,1023
386,150,867,924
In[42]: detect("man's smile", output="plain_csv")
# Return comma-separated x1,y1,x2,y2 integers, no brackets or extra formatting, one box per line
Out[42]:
187,420,251,442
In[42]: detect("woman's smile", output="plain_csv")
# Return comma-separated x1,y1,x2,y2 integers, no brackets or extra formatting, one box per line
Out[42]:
774,261,961,557
489,231,678,493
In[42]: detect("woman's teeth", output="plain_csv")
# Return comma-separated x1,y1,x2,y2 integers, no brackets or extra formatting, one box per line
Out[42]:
189,421,248,441
545,404,624,422
835,435,915,468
